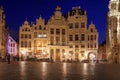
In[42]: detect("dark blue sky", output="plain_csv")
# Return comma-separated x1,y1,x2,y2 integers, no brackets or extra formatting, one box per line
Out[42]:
0,0,109,44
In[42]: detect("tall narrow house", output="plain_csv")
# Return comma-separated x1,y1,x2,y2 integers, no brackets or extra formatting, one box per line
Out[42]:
106,0,120,63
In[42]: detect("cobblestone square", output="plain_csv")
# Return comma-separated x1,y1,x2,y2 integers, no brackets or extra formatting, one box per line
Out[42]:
0,62,120,80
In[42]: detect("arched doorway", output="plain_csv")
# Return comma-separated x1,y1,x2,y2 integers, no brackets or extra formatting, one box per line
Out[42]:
88,52,96,63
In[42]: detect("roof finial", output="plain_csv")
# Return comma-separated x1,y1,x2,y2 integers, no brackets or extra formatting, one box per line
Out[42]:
24,18,28,25
39,15,42,19
56,5,61,11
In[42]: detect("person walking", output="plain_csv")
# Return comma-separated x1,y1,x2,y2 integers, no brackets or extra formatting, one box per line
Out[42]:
7,54,11,64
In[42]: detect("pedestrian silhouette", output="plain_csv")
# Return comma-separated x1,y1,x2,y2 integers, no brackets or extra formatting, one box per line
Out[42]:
7,54,11,64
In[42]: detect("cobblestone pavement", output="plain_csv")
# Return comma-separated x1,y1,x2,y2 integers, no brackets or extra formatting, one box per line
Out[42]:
0,61,120,80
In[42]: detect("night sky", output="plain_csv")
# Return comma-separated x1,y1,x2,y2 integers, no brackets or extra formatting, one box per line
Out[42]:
0,0,109,45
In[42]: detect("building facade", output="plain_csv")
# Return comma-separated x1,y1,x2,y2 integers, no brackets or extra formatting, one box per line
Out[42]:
19,6,98,62
0,6,7,59
7,34,18,57
106,0,120,63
